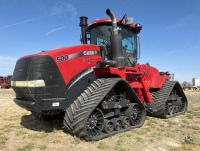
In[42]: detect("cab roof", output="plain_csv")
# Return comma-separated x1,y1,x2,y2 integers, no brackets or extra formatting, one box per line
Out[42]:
87,18,142,34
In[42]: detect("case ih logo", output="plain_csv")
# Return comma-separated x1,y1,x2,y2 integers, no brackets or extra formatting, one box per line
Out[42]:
83,50,98,55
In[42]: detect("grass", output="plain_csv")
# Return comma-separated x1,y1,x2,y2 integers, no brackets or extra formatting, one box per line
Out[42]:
15,130,27,136
71,137,81,145
97,141,109,150
165,132,175,138
172,144,197,151
16,143,34,151
27,132,49,139
186,125,200,131
39,145,47,150
165,119,178,126
114,140,127,151
191,111,200,117
0,135,7,146
186,114,194,119
0,89,200,151
135,136,143,143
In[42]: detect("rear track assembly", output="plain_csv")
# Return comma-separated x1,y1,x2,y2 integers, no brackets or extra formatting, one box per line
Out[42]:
150,81,188,118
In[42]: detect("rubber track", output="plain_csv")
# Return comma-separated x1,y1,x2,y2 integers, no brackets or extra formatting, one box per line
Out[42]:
63,78,119,140
150,81,187,118
63,78,145,140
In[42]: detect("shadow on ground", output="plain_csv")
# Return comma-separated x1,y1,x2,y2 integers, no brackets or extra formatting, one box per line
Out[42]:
20,113,65,133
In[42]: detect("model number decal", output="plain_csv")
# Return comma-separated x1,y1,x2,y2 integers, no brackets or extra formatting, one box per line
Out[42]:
56,55,68,62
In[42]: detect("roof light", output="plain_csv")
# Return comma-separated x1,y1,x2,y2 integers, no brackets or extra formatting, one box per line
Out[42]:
135,23,141,27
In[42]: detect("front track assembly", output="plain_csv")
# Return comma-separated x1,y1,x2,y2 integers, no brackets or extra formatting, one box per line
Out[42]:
63,78,146,141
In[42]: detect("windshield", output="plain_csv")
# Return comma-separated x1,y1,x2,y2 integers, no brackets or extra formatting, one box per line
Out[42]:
89,25,137,66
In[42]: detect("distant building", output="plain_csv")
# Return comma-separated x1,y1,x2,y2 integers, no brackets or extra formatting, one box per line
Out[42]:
192,78,200,87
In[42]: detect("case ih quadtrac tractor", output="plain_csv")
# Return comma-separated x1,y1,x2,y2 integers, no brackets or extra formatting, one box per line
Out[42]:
11,9,187,140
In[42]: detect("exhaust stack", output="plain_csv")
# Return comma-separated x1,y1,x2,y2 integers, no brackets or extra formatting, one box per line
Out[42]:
106,9,124,68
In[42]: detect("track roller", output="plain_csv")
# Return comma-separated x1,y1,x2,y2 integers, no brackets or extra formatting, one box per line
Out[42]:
120,116,130,128
103,119,114,133
113,118,123,131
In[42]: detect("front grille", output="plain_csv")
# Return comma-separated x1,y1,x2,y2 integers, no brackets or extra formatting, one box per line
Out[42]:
12,55,65,104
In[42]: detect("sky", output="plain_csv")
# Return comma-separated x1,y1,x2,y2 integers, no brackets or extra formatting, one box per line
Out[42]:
0,0,200,83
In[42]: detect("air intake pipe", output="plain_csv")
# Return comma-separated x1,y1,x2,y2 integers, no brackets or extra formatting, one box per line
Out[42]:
106,9,124,68
79,16,88,44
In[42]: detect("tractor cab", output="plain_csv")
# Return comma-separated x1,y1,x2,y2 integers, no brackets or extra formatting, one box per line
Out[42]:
80,9,142,67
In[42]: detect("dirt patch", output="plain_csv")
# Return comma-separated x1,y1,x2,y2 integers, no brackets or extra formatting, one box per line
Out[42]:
0,89,200,151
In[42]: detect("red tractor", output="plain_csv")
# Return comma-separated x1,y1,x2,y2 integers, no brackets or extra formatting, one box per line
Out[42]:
11,9,187,140
0,75,12,88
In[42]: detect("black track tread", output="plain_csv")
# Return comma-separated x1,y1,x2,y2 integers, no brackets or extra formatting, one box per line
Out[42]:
63,78,116,139
63,78,146,140
150,81,188,118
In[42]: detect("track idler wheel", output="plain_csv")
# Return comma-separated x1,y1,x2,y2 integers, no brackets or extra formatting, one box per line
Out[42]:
125,103,145,126
86,108,104,137
103,119,114,134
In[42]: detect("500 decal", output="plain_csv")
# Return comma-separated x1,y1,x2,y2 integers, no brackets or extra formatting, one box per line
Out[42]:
56,55,68,62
